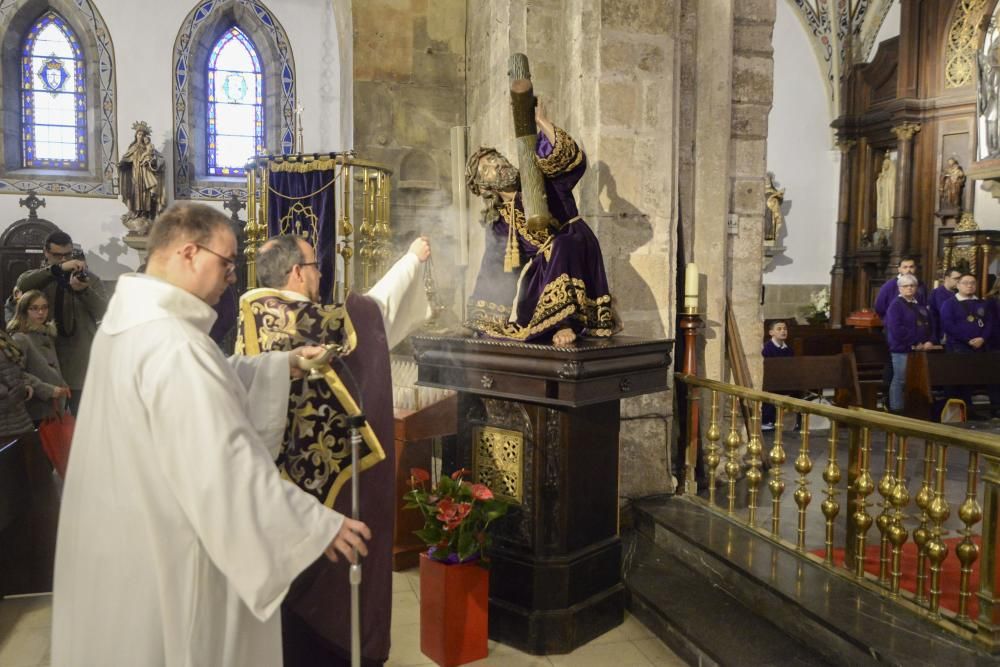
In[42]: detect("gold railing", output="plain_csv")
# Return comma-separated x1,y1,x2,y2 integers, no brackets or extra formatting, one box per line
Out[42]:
244,153,393,300
676,373,1000,651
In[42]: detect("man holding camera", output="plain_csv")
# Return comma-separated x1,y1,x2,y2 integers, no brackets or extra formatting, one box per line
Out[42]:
16,230,107,414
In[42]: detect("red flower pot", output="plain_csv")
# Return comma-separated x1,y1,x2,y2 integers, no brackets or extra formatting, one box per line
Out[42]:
419,552,489,666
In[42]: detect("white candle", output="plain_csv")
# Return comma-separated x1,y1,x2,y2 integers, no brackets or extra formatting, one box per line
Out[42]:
684,262,699,310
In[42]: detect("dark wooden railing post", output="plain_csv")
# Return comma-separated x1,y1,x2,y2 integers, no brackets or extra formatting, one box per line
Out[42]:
680,310,703,495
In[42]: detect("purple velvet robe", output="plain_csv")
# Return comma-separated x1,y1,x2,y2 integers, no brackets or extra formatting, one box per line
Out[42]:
466,127,618,341
874,277,928,318
940,296,994,352
884,296,934,353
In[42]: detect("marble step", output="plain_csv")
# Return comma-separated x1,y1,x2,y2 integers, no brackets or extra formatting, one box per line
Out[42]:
627,496,996,667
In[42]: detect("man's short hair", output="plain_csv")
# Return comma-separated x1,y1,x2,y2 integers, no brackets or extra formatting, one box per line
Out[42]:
147,203,230,258
959,272,977,283
897,274,919,287
256,235,306,289
899,256,918,266
45,231,72,249
945,266,962,276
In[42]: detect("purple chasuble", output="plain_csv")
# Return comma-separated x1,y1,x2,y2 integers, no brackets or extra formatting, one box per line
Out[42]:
282,292,395,663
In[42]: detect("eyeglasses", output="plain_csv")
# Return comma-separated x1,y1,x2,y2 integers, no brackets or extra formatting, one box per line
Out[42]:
195,244,237,277
287,261,320,274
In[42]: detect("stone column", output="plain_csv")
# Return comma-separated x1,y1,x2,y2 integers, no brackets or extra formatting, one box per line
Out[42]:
692,0,734,383
890,122,920,271
830,138,855,326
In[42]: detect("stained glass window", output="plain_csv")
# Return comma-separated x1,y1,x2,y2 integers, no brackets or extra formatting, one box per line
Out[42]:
21,11,87,169
207,27,263,176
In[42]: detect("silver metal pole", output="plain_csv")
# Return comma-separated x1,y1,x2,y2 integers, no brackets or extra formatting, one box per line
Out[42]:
346,414,365,667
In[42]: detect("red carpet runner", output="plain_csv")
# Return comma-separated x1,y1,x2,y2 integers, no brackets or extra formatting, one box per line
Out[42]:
814,535,981,618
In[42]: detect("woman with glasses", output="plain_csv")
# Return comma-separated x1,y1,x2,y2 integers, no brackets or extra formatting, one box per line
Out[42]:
7,290,71,424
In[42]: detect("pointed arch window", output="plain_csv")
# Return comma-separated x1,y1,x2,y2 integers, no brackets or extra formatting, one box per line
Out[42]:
207,26,263,177
21,11,86,169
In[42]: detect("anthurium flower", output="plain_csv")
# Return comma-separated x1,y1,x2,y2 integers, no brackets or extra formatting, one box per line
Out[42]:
410,467,430,483
469,484,493,501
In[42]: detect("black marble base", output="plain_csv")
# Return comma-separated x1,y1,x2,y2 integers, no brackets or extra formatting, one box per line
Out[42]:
487,536,624,654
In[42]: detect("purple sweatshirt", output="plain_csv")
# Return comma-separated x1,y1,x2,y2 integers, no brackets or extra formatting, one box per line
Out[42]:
874,277,928,318
930,285,955,319
762,340,793,358
940,296,994,351
884,296,934,353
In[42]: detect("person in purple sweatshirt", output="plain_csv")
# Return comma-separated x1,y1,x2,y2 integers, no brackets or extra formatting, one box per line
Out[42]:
930,267,961,341
884,274,936,413
874,257,928,319
939,273,1000,416
761,319,793,430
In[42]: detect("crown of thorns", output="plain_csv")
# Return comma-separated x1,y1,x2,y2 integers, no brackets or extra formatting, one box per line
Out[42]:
465,146,506,197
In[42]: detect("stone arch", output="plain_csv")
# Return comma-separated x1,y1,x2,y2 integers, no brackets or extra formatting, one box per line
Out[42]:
173,0,296,200
0,0,118,197
398,148,438,189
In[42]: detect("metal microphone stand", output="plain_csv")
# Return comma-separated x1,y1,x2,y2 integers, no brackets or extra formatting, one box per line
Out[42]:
346,413,366,667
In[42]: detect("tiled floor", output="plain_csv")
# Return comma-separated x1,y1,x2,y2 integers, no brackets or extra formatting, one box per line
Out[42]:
0,568,686,667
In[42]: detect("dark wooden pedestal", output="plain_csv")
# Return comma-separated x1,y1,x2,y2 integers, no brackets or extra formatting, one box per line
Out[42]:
411,335,672,654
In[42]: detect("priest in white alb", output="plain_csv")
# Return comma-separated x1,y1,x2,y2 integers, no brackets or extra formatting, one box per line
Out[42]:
51,202,371,667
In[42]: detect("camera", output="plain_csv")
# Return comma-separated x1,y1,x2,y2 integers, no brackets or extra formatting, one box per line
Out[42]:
70,248,89,282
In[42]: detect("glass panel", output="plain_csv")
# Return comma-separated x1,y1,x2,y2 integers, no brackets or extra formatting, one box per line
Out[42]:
215,103,255,132
32,23,75,59
21,11,86,168
215,134,255,170
207,26,263,175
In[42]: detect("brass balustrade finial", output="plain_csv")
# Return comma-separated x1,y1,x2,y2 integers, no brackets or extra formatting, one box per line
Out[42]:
820,422,841,565
768,405,787,538
704,391,722,507
793,414,813,551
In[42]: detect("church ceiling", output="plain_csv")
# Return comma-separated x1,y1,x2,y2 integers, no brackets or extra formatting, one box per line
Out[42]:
789,0,895,102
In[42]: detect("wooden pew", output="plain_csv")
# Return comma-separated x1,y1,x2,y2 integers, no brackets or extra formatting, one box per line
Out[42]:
763,352,863,408
392,394,457,571
785,324,887,409
903,350,1000,420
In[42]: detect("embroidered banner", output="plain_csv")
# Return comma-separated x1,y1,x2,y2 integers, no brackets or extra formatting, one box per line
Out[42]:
267,166,338,302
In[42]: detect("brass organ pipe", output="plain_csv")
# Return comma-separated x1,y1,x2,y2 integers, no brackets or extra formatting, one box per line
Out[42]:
957,451,982,621
793,413,812,551
821,421,841,565
768,405,787,538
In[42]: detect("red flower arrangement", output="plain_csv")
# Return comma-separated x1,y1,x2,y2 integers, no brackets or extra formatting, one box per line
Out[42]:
404,467,509,564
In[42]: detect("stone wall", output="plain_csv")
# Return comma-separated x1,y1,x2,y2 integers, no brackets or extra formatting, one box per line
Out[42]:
352,0,467,298
728,0,775,388
763,283,827,322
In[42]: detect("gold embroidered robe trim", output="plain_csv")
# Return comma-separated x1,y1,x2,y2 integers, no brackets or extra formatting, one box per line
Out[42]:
235,288,385,508
465,273,619,340
535,126,584,177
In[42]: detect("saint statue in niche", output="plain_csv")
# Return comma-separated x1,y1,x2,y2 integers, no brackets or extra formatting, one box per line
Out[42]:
875,155,896,240
764,173,785,243
118,121,166,236
939,157,966,211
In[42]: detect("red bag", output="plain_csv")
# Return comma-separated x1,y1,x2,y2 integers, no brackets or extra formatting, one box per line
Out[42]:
39,400,75,478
